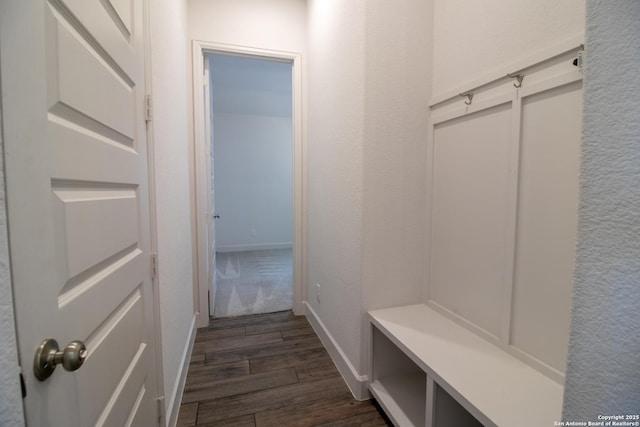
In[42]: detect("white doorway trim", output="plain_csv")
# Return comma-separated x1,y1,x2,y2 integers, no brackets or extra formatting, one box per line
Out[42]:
142,0,168,420
191,40,305,327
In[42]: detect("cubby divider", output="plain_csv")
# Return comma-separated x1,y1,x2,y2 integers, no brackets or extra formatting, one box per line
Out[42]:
369,304,564,427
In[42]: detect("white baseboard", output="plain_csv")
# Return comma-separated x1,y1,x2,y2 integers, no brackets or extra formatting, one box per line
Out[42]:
303,301,370,401
216,242,292,253
166,314,197,427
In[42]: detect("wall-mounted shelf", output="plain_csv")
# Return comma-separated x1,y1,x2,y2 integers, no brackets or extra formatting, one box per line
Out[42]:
369,304,564,426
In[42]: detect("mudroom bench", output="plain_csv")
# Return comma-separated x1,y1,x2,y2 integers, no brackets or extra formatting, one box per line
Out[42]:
368,304,564,427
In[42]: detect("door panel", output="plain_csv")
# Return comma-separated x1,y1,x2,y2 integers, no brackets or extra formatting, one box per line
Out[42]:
75,289,146,425
46,5,136,144
103,0,134,39
52,187,139,283
52,0,137,78
1,0,158,425
57,251,144,333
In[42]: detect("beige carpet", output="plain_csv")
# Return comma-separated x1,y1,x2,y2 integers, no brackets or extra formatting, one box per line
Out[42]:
213,248,293,318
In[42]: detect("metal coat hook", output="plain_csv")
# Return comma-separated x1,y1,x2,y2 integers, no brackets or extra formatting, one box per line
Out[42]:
507,73,525,88
459,92,473,105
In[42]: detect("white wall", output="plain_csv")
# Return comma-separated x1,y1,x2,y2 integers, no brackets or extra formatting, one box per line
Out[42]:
210,55,293,252
0,81,25,426
307,0,432,397
186,0,306,319
286,0,584,399
360,0,432,370
563,1,640,418
432,0,585,94
150,0,196,422
188,0,306,53
427,0,585,378
306,0,366,395
213,113,293,251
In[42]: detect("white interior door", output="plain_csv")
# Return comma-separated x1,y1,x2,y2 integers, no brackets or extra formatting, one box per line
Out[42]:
1,0,159,425
203,57,218,315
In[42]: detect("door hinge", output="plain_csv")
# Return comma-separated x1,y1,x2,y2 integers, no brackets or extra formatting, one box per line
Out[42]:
151,252,158,280
157,395,166,422
145,94,153,122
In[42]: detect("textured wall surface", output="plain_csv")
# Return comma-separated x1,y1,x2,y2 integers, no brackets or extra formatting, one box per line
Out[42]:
307,0,366,375
150,0,196,417
432,0,584,93
563,0,640,419
360,0,432,369
307,0,432,378
188,0,307,54
0,81,25,426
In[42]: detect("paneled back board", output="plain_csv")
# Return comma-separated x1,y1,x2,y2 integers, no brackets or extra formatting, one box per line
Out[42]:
430,103,512,339
426,39,583,382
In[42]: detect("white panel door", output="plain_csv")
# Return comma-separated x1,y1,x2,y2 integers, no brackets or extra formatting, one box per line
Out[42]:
203,57,217,315
1,0,159,426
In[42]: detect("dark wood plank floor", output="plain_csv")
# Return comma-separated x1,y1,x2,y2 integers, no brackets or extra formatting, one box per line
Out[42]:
177,311,392,426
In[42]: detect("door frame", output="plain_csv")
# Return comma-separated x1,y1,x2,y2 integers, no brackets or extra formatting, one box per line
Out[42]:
191,40,306,327
0,47,25,425
142,0,166,420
